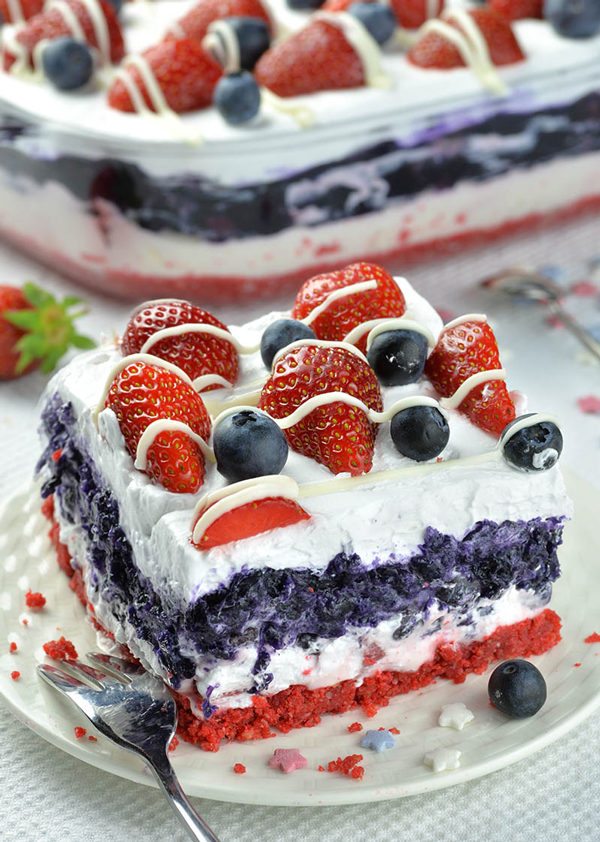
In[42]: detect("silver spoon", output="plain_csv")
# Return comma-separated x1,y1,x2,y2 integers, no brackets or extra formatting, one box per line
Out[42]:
482,266,600,363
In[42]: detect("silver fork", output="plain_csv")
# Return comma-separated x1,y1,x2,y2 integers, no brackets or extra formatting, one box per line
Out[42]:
37,653,222,842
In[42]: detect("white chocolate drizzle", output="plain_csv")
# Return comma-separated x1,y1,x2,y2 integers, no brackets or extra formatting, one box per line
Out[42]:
191,475,300,545
260,88,315,129
134,419,214,470
139,323,258,356
440,368,506,410
166,21,186,40
77,0,110,63
202,20,240,75
46,0,86,41
193,374,233,392
6,0,24,24
300,280,377,327
442,313,487,331
314,12,392,89
211,404,271,432
271,338,369,370
500,413,560,445
365,318,436,351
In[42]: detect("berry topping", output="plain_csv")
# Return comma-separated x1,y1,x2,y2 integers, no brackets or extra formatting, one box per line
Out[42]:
287,0,325,7
192,495,310,549
121,300,239,389
168,0,272,45
367,329,428,387
0,0,44,24
291,263,406,351
322,0,443,30
260,318,316,369
42,38,94,91
544,0,600,37
390,405,450,462
488,659,547,718
259,344,383,475
501,415,563,472
425,318,515,436
204,16,271,71
348,2,396,45
213,409,289,482
108,39,222,115
254,20,365,98
0,283,94,381
213,71,261,125
105,361,212,493
408,8,525,69
490,0,543,21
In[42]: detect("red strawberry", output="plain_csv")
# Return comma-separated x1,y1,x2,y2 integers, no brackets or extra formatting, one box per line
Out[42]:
3,0,124,71
166,0,271,45
108,38,222,114
322,0,444,30
0,283,94,381
425,319,515,436
192,496,310,549
0,0,44,24
408,8,525,70
259,344,383,475
254,20,365,98
291,262,406,353
105,361,212,493
489,0,543,21
121,300,239,390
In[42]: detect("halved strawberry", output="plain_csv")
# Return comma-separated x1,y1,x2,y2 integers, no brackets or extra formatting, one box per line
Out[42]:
166,0,271,45
0,0,44,24
121,300,239,390
259,344,382,475
254,20,365,98
322,0,444,30
408,8,524,70
105,360,212,493
291,262,406,353
425,319,515,436
193,496,310,549
108,38,222,114
489,0,543,21
3,0,124,71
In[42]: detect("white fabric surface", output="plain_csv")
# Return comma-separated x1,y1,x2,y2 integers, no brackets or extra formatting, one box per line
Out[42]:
1,216,600,842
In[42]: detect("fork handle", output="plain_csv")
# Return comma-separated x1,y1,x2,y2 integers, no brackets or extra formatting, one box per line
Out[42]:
546,299,600,362
147,754,222,842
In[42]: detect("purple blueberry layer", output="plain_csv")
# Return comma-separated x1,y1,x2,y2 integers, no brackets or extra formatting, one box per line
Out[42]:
38,395,564,691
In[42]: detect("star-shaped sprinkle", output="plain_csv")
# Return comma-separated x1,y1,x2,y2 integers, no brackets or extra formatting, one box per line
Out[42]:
577,396,600,414
424,748,461,773
438,703,474,731
268,748,308,774
360,729,396,753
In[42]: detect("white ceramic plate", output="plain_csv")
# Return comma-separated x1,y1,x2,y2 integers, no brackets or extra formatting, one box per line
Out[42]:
1,468,599,806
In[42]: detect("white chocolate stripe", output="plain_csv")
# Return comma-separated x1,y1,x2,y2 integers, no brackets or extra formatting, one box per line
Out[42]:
46,0,86,41
93,353,195,422
139,323,258,355
315,12,392,89
500,413,560,445
134,419,214,470
271,339,369,369
426,0,438,20
78,0,110,63
366,318,436,350
6,0,24,24
442,313,487,331
202,20,240,75
191,475,300,545
260,88,315,129
440,368,506,410
166,21,186,40
3,25,30,75
301,280,377,327
193,374,233,391
211,404,271,432
119,55,171,115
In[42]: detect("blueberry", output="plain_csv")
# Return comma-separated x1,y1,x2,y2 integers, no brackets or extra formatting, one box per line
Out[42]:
42,38,94,91
213,409,288,482
367,329,428,386
260,318,316,368
488,659,547,718
544,0,600,38
348,2,397,45
213,72,261,126
225,17,271,70
390,405,450,462
286,0,325,9
105,0,124,13
501,415,563,472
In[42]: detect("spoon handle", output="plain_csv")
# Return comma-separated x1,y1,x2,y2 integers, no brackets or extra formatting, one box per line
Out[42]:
546,299,600,363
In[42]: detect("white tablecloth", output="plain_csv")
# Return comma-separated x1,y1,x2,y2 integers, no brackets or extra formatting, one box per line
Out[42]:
1,216,600,842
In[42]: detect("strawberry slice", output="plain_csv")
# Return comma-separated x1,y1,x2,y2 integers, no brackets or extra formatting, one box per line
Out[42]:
166,0,271,45
121,299,239,390
105,360,212,493
254,20,365,98
192,497,310,549
108,38,222,114
408,8,524,70
489,0,543,21
322,0,444,30
0,0,44,23
425,319,515,436
3,0,124,71
259,344,383,475
291,262,406,353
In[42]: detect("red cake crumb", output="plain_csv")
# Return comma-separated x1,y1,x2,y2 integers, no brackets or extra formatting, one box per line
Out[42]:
25,590,46,610
74,727,87,739
347,722,363,733
169,736,180,752
388,727,400,735
350,766,364,780
88,736,98,742
10,671,20,680
574,663,581,667
22,618,29,626
43,636,78,661
9,642,17,653
325,754,364,780
51,449,63,462
585,632,600,644
233,763,246,774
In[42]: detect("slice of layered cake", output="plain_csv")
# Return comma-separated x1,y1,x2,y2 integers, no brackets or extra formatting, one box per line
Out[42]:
36,263,572,750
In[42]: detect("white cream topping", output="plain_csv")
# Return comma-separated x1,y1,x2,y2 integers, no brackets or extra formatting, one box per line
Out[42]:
134,419,214,470
440,368,506,410
271,338,369,369
314,11,392,90
300,279,377,327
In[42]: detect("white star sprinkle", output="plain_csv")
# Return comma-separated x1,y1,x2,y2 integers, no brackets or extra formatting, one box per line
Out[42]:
438,702,474,731
424,748,462,773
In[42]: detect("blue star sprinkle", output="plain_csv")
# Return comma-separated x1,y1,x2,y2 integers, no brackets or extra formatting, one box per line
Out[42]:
360,729,397,753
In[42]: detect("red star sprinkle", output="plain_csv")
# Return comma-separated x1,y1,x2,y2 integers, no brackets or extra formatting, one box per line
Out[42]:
233,763,246,774
268,748,308,774
577,396,600,414
74,727,87,739
10,671,20,680
585,632,600,643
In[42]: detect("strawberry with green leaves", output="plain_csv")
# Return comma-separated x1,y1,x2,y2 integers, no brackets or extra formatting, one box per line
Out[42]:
0,283,94,381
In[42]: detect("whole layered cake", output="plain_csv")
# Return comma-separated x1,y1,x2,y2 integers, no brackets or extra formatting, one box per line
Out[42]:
1,0,600,300
36,263,572,750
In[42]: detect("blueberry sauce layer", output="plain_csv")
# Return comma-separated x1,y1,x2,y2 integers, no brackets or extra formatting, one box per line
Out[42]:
3,91,600,243
38,395,564,691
